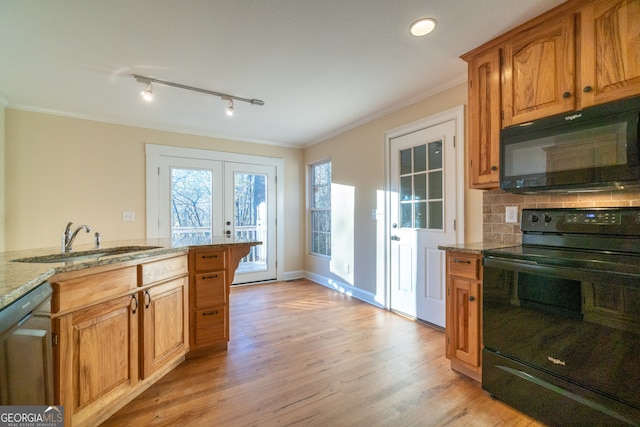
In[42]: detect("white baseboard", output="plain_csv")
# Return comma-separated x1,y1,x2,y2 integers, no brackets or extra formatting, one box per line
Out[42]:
282,270,305,281
300,271,384,309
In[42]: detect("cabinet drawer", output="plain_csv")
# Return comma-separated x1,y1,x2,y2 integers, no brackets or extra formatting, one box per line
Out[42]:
193,306,227,345
194,271,226,308
194,250,226,271
53,266,137,313
139,255,188,285
448,253,480,280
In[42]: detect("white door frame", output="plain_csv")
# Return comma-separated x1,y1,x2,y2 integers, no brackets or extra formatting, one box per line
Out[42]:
383,105,465,310
145,143,285,282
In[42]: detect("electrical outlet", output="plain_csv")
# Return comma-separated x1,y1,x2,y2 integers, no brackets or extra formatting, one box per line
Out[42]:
505,206,518,223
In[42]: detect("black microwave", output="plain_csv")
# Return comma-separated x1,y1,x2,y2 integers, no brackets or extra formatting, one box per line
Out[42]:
500,96,640,193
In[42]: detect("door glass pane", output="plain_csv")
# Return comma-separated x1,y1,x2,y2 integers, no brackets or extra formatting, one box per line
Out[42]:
400,149,412,175
234,172,267,273
414,173,427,200
414,145,427,172
400,203,412,228
171,168,212,245
415,202,427,229
429,140,442,170
428,171,443,200
428,201,443,229
400,176,413,201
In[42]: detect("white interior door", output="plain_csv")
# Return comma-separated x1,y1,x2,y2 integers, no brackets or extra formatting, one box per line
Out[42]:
389,119,458,326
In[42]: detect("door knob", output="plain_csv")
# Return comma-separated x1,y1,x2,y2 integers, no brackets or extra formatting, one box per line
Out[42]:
391,235,400,241
469,295,476,302
225,230,231,235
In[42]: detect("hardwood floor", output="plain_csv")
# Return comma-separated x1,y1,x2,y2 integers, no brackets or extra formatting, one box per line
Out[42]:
102,279,543,427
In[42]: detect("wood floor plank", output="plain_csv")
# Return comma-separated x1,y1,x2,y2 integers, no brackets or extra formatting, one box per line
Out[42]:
102,279,543,427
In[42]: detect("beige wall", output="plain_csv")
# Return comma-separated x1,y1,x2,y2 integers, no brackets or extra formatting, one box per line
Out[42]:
303,82,482,298
4,110,305,275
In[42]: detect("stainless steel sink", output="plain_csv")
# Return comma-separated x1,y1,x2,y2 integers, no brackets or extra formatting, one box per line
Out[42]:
12,246,162,264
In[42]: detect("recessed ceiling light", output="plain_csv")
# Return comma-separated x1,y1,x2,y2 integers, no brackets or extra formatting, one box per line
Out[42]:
410,18,437,37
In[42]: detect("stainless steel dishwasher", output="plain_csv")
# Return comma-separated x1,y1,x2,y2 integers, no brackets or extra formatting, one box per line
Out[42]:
0,282,53,405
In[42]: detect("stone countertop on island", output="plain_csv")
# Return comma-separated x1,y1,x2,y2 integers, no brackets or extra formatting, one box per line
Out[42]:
0,237,261,311
437,242,517,254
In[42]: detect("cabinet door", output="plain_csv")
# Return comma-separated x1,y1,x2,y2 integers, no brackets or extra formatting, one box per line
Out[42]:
141,277,188,378
580,0,640,106
468,49,501,189
502,14,576,126
56,295,138,421
447,277,480,367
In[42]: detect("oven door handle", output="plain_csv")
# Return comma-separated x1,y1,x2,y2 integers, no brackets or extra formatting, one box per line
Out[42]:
483,256,633,282
483,257,538,269
483,256,567,278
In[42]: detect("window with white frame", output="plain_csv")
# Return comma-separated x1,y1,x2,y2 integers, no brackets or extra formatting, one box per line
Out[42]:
310,160,331,256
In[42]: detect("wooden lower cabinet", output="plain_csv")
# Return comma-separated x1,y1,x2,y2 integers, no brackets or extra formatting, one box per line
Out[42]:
188,245,251,352
141,276,189,379
445,251,483,382
51,252,189,427
55,294,139,426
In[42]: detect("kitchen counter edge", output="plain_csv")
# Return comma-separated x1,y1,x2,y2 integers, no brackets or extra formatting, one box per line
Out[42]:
0,238,261,311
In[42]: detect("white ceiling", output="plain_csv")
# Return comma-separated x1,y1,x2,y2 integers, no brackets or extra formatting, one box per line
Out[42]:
0,0,566,147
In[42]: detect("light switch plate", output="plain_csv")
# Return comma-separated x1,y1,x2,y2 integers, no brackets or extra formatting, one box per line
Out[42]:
505,206,518,223
122,211,136,222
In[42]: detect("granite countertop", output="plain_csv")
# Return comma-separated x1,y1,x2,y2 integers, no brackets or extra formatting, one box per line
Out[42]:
437,242,517,254
0,237,260,311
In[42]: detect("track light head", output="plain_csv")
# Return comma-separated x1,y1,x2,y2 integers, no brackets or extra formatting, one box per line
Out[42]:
141,82,153,102
225,98,234,116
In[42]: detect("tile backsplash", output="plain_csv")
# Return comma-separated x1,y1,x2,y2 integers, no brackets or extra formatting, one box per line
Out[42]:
483,188,640,245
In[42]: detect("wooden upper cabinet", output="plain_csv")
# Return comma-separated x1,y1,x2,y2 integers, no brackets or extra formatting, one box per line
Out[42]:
468,49,501,188
580,0,640,106
502,14,576,127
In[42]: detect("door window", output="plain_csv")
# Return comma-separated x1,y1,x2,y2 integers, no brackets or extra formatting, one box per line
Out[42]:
233,171,268,273
170,168,213,246
399,141,443,230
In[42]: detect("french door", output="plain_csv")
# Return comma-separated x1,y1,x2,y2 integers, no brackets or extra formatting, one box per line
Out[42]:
155,156,276,284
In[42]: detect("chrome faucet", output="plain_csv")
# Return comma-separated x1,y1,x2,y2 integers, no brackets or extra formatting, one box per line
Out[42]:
63,222,91,253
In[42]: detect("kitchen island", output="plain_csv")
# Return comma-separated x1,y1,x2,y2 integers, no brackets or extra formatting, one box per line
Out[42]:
0,237,260,427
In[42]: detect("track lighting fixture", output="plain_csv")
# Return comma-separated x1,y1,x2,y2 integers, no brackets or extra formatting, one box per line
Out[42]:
133,74,264,116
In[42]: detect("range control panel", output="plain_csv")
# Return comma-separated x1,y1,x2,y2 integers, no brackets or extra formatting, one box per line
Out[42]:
521,208,640,235
564,211,621,225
